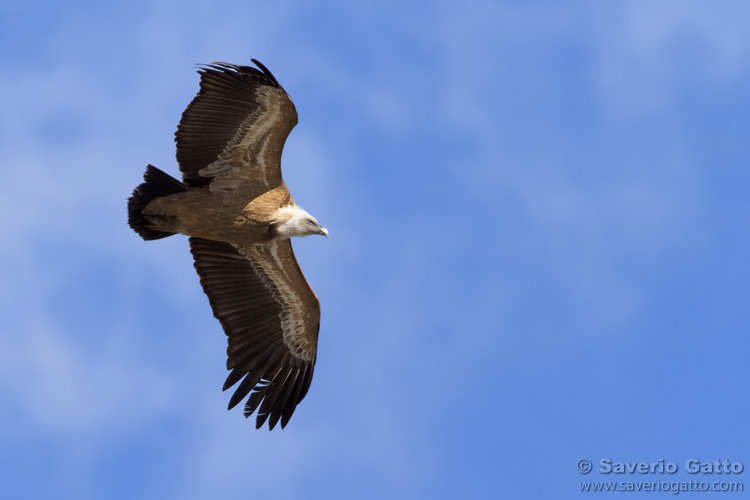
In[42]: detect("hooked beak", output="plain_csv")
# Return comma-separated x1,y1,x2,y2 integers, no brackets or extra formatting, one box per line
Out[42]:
318,226,328,237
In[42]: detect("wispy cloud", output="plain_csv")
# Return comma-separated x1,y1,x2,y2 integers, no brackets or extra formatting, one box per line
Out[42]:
591,0,750,119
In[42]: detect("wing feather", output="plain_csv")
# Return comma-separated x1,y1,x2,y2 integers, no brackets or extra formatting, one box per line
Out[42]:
264,368,298,430
228,370,264,410
258,364,293,417
272,365,306,429
279,364,308,429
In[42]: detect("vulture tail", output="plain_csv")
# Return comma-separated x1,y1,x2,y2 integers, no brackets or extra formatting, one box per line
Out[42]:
128,165,189,241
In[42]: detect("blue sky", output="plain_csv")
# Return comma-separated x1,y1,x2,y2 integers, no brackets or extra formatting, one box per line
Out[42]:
1,1,749,498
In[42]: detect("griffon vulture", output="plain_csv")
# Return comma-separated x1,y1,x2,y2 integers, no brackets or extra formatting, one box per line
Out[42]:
127,60,326,430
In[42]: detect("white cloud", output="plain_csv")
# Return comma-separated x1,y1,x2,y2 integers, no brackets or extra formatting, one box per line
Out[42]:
423,1,736,333
592,0,750,119
0,312,175,436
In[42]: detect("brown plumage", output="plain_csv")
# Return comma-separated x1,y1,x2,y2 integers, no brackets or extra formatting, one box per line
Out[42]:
127,61,327,430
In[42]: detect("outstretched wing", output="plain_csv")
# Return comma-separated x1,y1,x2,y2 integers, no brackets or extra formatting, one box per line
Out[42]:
189,237,320,430
175,60,298,203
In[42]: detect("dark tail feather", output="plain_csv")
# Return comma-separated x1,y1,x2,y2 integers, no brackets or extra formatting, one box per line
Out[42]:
128,165,189,241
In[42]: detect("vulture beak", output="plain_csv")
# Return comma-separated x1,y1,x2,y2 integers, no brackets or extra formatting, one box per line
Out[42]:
318,226,328,237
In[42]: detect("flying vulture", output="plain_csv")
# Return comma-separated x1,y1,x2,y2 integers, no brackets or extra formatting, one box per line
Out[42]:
127,60,327,430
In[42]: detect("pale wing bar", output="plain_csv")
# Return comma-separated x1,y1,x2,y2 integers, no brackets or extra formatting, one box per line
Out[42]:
189,237,316,429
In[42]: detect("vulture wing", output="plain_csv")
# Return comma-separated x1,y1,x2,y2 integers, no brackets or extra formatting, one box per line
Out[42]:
189,237,319,429
175,61,298,205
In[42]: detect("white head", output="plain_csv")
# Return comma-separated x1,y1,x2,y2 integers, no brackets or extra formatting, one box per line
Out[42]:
271,207,328,240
